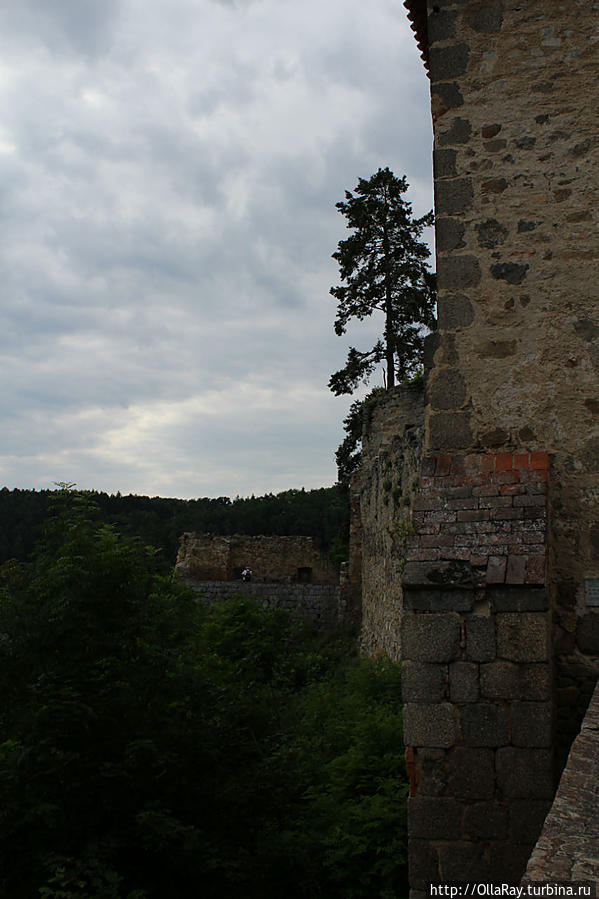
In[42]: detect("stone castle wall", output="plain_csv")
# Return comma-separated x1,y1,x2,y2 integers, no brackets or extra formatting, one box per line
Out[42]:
176,533,338,585
353,1,599,892
358,386,425,659
422,0,599,745
185,580,341,628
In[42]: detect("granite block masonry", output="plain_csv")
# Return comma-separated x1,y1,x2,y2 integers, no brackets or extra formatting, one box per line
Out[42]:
401,453,553,889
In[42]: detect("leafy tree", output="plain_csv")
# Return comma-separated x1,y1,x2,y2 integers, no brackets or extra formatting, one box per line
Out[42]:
329,167,435,395
0,493,407,898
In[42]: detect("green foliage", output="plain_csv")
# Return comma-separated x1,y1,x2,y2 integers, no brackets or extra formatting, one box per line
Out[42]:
335,388,385,486
0,495,407,898
0,483,349,569
329,167,435,394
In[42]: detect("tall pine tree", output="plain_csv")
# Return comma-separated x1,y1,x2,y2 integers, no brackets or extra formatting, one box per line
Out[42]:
328,167,435,394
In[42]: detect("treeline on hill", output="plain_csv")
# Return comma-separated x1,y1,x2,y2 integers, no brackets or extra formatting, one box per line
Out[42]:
0,493,408,898
0,484,349,570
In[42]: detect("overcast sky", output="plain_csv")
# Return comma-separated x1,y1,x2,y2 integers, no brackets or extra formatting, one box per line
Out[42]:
1,0,433,499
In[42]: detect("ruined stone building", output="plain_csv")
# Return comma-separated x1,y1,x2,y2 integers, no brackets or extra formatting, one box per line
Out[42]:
175,533,342,626
352,0,599,892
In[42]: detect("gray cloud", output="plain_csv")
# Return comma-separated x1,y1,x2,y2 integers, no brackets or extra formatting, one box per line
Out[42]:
0,0,433,498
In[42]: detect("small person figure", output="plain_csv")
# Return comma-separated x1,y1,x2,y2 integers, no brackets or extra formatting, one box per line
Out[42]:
241,566,252,582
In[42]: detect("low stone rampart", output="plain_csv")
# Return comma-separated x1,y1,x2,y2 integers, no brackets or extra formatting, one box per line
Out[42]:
523,676,599,887
185,580,341,628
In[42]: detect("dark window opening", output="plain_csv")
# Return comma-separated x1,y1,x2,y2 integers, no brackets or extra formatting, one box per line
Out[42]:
297,567,312,584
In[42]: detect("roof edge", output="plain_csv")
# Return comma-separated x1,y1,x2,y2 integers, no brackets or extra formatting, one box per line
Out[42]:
403,0,429,71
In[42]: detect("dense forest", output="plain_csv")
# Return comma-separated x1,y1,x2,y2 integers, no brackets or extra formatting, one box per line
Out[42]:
0,484,349,570
0,492,408,898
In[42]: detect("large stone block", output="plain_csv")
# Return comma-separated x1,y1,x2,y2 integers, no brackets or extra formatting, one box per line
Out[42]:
402,661,447,703
495,748,553,799
480,660,551,701
511,701,552,747
489,586,549,612
408,797,463,840
437,841,491,882
409,840,440,891
462,802,508,841
404,588,474,612
465,616,496,662
437,293,474,329
417,748,448,797
462,703,509,746
497,613,549,662
576,612,599,654
435,178,474,214
428,411,473,451
447,747,495,799
449,661,479,702
401,611,462,662
429,44,470,82
509,799,551,844
404,702,459,748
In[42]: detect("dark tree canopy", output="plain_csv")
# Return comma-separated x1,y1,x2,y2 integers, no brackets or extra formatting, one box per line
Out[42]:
328,167,435,395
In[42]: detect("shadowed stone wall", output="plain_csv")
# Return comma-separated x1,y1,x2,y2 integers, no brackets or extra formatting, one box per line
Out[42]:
358,386,425,659
402,452,553,894
394,0,599,890
523,676,599,886
183,580,341,628
419,0,599,754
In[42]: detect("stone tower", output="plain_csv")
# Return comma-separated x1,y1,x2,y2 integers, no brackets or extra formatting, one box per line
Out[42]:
395,1,599,892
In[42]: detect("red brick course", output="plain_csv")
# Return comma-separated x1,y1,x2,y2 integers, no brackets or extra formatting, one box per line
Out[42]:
408,454,548,586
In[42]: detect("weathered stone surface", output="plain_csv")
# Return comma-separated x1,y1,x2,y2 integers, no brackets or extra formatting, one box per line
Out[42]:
435,178,474,214
437,842,490,882
497,612,549,662
489,586,548,612
436,220,466,255
403,588,474,612
496,748,554,799
402,661,447,703
475,218,508,248
433,148,458,179
417,747,448,797
465,617,496,662
461,703,509,746
409,840,440,891
403,560,474,590
480,660,551,701
403,702,459,747
176,533,337,584
408,797,463,840
463,802,508,840
509,799,552,844
511,701,552,747
490,262,529,284
401,611,462,662
429,44,470,82
437,293,474,329
523,680,599,884
437,255,481,290
432,81,464,112
468,3,503,33
428,369,467,410
576,612,599,654
449,661,479,702
428,411,473,450
427,9,458,44
447,747,495,800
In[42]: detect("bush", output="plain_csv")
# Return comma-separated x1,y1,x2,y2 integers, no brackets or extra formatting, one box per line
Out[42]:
0,493,407,898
